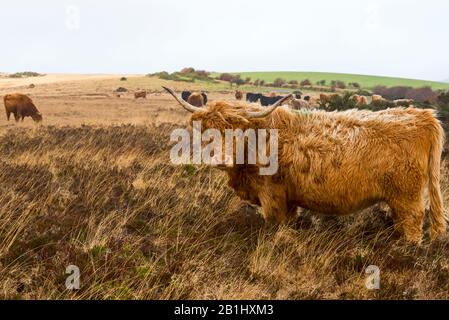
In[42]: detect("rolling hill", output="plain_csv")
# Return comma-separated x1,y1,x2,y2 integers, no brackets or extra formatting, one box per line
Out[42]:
214,72,449,90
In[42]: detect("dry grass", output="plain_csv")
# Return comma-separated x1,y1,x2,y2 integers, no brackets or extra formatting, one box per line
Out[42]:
1,76,449,300
1,124,449,300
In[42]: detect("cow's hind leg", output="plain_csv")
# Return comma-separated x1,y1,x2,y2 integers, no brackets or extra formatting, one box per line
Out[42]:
13,112,20,122
387,199,425,244
5,110,10,121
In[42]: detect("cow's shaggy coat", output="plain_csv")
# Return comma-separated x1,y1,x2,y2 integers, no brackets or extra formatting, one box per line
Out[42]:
166,87,446,244
187,92,205,107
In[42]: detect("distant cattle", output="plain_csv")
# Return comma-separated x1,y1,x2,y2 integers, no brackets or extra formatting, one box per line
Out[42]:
259,95,286,106
289,98,312,110
182,91,207,106
235,90,243,100
352,94,368,106
163,85,446,244
372,94,383,102
187,92,206,107
4,93,43,122
134,91,147,99
246,93,263,103
320,93,339,104
182,91,191,102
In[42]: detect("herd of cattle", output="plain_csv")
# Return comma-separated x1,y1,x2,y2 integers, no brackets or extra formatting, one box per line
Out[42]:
1,88,416,124
1,85,446,244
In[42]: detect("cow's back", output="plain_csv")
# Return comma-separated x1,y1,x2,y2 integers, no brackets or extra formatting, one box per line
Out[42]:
276,107,442,214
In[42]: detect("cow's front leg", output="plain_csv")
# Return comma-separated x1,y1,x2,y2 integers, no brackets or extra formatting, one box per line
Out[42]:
258,185,289,223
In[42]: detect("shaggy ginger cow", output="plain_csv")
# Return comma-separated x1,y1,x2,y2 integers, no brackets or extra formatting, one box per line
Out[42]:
320,93,339,104
288,97,313,111
163,86,446,244
352,94,368,106
4,93,42,122
372,94,383,102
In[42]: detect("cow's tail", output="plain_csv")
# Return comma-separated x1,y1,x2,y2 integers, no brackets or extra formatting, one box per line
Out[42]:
428,118,447,239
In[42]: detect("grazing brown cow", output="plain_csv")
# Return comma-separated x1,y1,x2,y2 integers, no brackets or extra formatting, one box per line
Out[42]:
372,94,383,102
186,92,205,107
352,94,368,106
235,90,243,100
134,91,147,99
288,98,313,110
320,93,338,104
163,86,446,244
4,93,42,122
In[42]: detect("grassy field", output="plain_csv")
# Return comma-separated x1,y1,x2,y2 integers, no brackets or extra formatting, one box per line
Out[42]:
213,72,449,90
1,75,449,299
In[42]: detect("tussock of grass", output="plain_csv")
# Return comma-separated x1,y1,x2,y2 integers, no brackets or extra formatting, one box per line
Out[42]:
1,125,449,299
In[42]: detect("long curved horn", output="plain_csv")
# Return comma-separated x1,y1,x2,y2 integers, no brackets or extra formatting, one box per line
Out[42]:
247,94,293,118
162,86,202,113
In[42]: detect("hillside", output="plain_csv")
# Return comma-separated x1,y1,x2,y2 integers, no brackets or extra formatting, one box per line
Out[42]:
215,72,449,90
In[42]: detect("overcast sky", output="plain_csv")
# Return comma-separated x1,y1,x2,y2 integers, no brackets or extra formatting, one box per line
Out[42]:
1,0,448,81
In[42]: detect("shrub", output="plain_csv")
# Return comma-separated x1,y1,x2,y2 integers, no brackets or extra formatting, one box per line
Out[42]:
120,77,127,81
116,87,128,92
373,86,410,100
288,80,299,85
373,85,437,102
273,78,286,87
405,86,436,103
356,89,371,96
320,92,358,111
335,80,346,89
300,79,311,86
218,73,235,82
180,67,195,74
370,99,396,111
9,71,43,78
245,77,251,84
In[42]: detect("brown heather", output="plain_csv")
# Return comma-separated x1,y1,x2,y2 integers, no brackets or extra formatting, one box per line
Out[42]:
0,76,449,299
0,124,448,299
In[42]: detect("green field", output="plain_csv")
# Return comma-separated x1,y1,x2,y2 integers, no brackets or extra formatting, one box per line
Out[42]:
213,72,449,90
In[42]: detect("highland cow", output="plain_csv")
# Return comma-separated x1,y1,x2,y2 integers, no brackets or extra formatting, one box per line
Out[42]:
372,94,384,102
288,97,312,110
163,86,446,244
352,94,368,106
134,91,147,99
320,93,339,104
235,90,243,100
3,93,43,122
186,92,205,107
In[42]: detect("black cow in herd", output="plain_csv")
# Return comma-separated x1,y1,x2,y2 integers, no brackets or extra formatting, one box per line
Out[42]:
246,92,287,106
